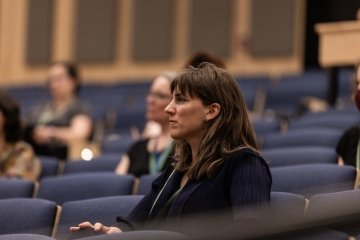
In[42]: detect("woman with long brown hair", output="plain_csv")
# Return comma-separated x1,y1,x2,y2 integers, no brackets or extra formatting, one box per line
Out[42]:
70,62,271,236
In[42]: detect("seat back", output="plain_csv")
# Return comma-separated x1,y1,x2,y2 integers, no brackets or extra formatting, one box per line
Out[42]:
288,114,359,131
0,198,57,236
56,195,144,240
0,178,34,199
262,146,338,167
101,135,133,154
63,154,120,174
264,70,327,116
267,192,306,224
307,189,360,236
252,118,281,137
69,230,187,240
262,128,342,149
0,234,55,240
137,173,160,195
37,173,134,205
38,156,59,179
271,164,356,198
307,189,360,220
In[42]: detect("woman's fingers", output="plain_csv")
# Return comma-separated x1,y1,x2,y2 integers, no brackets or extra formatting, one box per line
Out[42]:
69,221,121,235
69,226,80,232
93,222,109,233
107,227,122,234
93,223,122,234
69,221,93,232
78,222,94,228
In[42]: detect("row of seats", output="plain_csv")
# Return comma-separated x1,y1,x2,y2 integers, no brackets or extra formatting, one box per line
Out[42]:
0,195,142,239
253,107,359,134
0,173,144,204
40,146,340,178
1,190,360,239
39,154,121,179
0,161,357,205
237,68,353,117
6,68,354,135
79,109,355,159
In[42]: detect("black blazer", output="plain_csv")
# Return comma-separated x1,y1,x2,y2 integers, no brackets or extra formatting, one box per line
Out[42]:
120,148,272,234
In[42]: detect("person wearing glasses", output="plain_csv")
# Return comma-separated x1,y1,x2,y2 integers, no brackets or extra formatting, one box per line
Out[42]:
115,72,176,177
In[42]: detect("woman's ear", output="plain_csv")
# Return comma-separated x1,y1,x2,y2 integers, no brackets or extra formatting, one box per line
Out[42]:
205,103,220,121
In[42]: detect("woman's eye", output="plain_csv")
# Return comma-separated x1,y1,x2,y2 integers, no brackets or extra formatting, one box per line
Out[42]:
175,97,186,103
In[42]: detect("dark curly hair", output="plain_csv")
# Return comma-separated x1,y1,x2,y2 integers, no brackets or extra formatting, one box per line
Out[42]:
0,91,22,143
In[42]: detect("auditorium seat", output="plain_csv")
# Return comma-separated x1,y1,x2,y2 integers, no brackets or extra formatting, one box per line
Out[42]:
271,164,356,198
56,195,144,239
136,173,160,195
37,173,134,205
0,234,55,240
0,178,34,199
0,198,58,236
63,154,120,174
38,156,59,179
262,146,338,167
261,128,342,149
307,189,360,236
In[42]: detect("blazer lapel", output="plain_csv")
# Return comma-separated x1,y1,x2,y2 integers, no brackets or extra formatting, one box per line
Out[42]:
168,179,203,217
149,171,182,218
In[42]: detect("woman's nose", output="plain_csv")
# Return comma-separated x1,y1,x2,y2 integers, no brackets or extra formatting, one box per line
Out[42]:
164,100,174,114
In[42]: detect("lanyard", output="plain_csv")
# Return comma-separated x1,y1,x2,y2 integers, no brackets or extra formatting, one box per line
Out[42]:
149,169,175,217
149,143,173,174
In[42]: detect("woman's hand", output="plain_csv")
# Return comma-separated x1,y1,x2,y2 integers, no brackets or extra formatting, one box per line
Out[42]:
70,221,122,234
33,126,54,144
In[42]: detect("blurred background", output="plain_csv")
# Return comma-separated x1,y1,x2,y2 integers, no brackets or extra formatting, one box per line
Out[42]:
0,0,359,86
1,0,360,152
1,3,360,238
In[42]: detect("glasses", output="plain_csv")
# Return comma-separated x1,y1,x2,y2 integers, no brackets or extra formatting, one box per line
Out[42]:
147,91,172,100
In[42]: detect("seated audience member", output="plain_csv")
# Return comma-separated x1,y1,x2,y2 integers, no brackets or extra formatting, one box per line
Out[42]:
24,62,92,160
0,91,40,181
71,63,272,236
185,51,226,69
116,72,176,177
337,64,360,167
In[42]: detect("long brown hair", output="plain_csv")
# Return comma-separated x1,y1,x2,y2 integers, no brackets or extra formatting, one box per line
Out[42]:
171,63,258,179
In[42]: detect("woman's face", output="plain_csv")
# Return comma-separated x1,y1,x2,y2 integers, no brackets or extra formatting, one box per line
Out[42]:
165,89,209,142
48,64,76,100
146,76,172,124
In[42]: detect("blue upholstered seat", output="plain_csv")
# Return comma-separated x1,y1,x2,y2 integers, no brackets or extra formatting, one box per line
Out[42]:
37,173,134,205
0,198,57,236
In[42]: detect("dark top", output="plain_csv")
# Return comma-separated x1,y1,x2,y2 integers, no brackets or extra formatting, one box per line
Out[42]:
336,125,360,167
127,139,173,177
118,148,272,235
24,99,91,160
